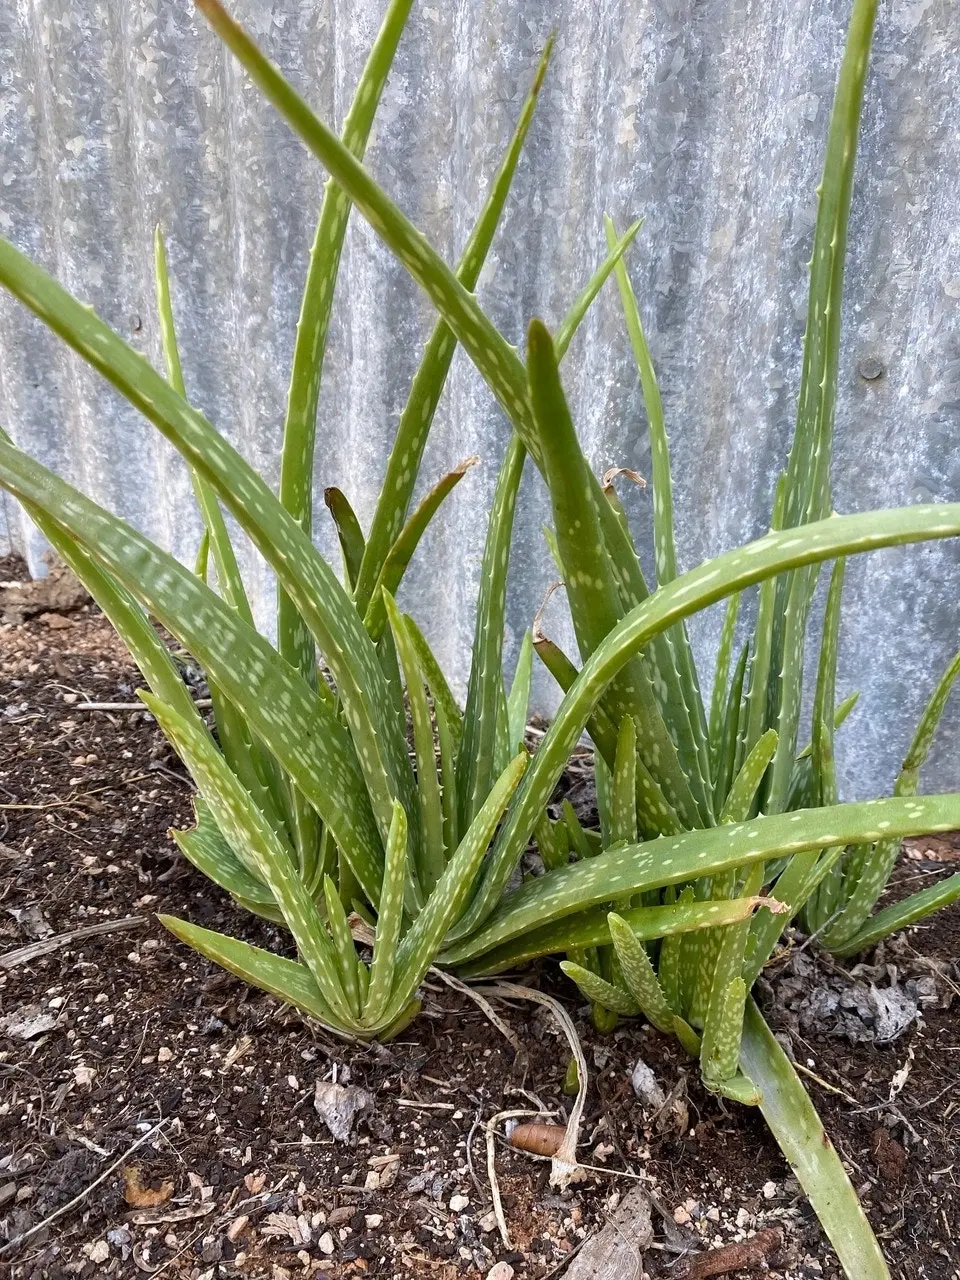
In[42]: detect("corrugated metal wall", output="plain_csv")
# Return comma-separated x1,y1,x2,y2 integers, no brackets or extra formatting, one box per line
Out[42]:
1,0,958,797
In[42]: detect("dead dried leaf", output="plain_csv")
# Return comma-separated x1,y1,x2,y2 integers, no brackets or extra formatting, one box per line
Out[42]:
0,1004,57,1040
314,1079,373,1142
122,1165,174,1209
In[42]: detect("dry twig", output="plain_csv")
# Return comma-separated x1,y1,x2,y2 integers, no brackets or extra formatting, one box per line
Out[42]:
0,915,148,970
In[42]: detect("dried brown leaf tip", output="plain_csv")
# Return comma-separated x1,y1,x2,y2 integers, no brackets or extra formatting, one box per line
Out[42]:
121,1165,174,1209
508,1121,567,1158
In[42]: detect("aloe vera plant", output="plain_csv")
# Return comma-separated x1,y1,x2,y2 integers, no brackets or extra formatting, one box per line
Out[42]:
2,1,959,1274
0,0,647,1040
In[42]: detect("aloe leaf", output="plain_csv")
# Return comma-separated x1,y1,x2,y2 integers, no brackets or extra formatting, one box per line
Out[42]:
899,649,960,782
194,527,210,580
719,728,778,824
277,0,415,682
554,220,643,359
559,799,591,863
701,978,749,1086
384,592,445,893
740,998,891,1279
741,477,787,763
700,863,763,1082
610,717,639,847
605,217,676,586
595,753,613,846
142,692,352,1023
171,799,273,906
444,793,960,965
384,754,527,1025
154,226,252,625
811,560,845,803
822,649,960,950
532,630,621,772
449,503,960,941
351,38,554,616
156,228,292,841
830,873,960,958
456,436,527,831
363,457,477,640
784,3,878,532
324,488,366,590
323,875,362,1019
403,614,464,748
457,891,769,977
0,234,420,855
435,691,460,858
762,0,878,815
0,437,386,904
527,317,702,828
767,562,823,813
535,814,568,873
607,913,674,1029
709,593,741,774
158,914,343,1029
742,843,846,986
364,801,407,1025
714,641,749,810
605,216,712,813
657,885,693,1015
560,961,640,1017
796,690,860,760
506,629,534,755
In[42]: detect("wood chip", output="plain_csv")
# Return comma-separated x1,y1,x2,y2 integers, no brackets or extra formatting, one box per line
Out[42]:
682,1226,784,1279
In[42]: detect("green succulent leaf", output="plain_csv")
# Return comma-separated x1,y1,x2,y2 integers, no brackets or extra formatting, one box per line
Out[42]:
450,504,960,940
324,488,367,591
829,872,960,958
277,0,415,681
141,692,352,1023
709,593,741,777
385,753,527,1023
159,914,346,1031
363,458,478,641
444,793,960,965
560,961,640,1017
607,913,674,1030
351,37,554,617
719,729,778,824
364,801,408,1026
506,629,534,756
457,436,526,831
0,436,386,905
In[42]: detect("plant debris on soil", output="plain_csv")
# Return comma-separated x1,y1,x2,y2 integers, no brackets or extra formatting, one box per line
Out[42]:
1,554,959,1280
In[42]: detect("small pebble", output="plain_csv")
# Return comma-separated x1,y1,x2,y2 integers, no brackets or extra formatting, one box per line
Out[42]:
673,1206,691,1225
364,1214,383,1229
487,1265,515,1280
317,1231,335,1255
87,1242,109,1264
449,1194,470,1212
225,1215,249,1242
762,1180,777,1200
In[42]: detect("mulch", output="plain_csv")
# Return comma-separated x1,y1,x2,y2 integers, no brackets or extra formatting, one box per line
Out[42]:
1,554,958,1280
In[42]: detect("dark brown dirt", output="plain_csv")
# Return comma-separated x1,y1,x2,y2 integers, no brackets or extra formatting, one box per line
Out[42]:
1,555,958,1280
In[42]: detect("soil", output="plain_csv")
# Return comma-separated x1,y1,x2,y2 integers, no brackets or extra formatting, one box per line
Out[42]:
1,554,958,1280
